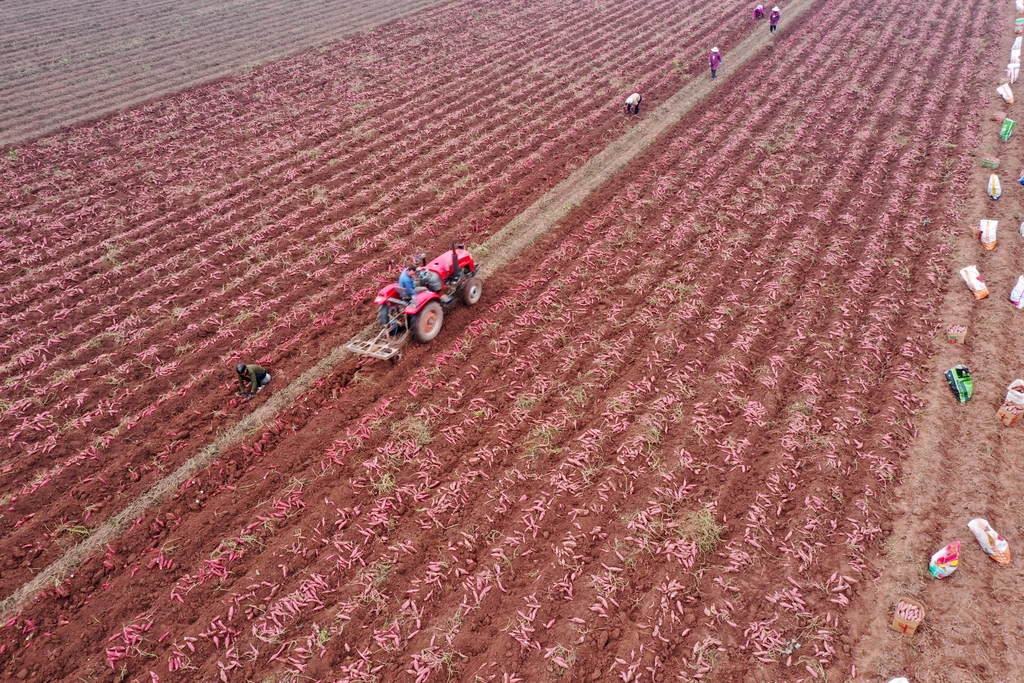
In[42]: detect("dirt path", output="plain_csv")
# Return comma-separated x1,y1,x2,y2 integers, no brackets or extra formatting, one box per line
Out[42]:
480,0,816,277
850,4,1024,682
0,0,447,145
0,0,819,620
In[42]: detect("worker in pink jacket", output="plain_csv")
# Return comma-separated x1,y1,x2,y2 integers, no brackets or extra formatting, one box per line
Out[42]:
708,47,722,79
753,4,765,19
769,6,781,32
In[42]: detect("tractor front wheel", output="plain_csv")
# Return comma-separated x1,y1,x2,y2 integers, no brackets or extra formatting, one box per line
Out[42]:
412,301,444,343
461,277,483,306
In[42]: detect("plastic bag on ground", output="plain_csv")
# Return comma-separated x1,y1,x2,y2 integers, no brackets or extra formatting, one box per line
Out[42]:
1006,379,1024,405
1018,0,1024,13
944,365,972,403
1011,276,1024,309
929,541,960,578
987,174,1002,199
998,83,1015,103
979,220,997,250
1010,63,1021,84
1000,379,1024,425
1019,219,1024,235
960,265,989,299
968,519,1011,564
1000,118,1016,141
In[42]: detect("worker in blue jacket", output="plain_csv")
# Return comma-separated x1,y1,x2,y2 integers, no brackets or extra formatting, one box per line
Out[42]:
398,265,418,300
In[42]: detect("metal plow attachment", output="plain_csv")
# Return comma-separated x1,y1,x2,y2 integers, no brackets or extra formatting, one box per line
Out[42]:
345,325,409,360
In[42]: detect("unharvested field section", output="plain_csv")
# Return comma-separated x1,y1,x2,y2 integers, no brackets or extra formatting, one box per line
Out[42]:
0,0,448,145
0,0,1000,681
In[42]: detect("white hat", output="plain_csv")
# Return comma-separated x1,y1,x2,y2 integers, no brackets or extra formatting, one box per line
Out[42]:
711,47,719,52
772,5,779,10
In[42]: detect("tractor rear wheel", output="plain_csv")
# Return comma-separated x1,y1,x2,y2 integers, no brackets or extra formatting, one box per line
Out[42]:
412,301,444,343
461,277,482,306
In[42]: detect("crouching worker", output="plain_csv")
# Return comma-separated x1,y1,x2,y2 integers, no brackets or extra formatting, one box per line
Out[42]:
625,92,642,115
237,364,271,399
753,4,765,19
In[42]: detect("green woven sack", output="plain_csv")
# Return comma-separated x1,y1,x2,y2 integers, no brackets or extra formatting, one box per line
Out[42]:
944,365,973,403
1000,118,1016,142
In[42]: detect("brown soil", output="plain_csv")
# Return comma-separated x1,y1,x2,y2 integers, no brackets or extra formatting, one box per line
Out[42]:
0,0,1008,682
847,3,1024,682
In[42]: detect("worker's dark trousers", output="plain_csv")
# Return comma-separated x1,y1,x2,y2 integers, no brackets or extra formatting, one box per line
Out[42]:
770,24,777,32
711,69,717,79
628,103,640,115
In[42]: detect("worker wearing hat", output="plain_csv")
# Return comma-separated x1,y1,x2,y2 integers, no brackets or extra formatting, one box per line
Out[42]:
770,5,781,32
237,364,271,399
709,47,722,79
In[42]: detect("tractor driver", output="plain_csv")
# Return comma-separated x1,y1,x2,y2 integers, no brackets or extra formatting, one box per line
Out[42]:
398,265,418,300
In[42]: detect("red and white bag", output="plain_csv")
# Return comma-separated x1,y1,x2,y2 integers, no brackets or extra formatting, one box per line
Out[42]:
960,265,989,300
999,380,1024,426
980,219,998,249
968,519,1011,564
1010,276,1024,309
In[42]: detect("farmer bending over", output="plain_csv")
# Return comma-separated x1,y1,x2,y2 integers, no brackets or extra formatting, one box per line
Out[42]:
709,47,722,79
625,92,642,115
237,364,271,399
753,4,765,19
770,6,780,32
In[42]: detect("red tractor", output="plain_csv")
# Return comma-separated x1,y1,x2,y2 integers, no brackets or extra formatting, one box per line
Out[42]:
346,243,482,360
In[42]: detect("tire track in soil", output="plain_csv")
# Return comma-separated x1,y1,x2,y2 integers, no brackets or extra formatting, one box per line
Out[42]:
0,0,819,621
850,0,1023,680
